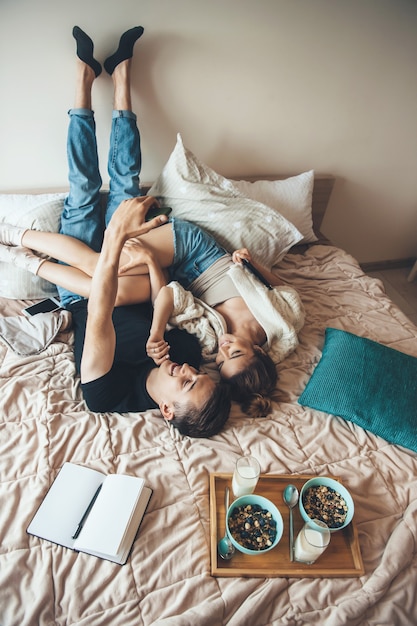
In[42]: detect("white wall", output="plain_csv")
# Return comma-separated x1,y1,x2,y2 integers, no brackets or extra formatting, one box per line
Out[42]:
1,0,416,264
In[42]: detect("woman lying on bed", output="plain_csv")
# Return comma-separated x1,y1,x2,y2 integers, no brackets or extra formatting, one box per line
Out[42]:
0,37,304,419
121,235,305,417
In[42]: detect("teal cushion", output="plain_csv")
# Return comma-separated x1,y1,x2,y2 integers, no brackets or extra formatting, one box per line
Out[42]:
298,328,417,452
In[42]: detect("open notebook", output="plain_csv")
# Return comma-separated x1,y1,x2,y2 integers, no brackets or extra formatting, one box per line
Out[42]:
27,462,152,565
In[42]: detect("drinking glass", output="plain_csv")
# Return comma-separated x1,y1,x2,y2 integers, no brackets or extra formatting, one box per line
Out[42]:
294,519,330,564
231,456,261,497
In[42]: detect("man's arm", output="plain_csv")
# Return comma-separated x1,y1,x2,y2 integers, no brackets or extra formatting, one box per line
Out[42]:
80,196,167,383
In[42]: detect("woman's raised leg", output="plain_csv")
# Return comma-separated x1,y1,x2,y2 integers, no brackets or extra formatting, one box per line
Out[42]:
104,28,145,223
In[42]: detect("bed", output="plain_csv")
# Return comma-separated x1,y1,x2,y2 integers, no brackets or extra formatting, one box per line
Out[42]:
1,136,417,626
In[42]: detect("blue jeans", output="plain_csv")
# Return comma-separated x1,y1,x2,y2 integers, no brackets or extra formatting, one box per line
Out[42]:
58,108,143,307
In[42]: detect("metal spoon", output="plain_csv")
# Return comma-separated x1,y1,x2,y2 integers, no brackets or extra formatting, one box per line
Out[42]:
283,484,299,561
217,486,235,560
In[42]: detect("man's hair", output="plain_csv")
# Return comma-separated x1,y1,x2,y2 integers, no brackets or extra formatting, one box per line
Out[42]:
171,382,231,438
227,348,278,418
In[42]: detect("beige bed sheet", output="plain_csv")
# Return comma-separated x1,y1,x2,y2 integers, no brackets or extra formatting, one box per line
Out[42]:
1,244,417,626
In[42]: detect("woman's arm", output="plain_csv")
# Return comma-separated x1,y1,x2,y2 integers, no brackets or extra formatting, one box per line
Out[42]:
119,237,168,303
146,286,175,364
232,248,282,287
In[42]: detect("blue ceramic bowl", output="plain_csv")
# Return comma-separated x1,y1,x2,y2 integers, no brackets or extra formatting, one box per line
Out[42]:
226,494,283,555
299,476,354,533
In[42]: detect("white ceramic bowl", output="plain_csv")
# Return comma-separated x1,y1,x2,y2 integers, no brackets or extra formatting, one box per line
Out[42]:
299,476,354,533
226,494,283,555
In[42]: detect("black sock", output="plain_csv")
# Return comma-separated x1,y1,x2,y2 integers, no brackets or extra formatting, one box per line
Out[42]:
72,26,102,77
104,26,144,75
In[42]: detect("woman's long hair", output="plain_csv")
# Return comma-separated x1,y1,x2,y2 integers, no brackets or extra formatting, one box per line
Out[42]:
227,347,277,418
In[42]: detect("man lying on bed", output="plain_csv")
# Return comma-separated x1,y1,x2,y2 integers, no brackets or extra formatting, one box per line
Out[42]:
0,27,303,422
0,27,231,438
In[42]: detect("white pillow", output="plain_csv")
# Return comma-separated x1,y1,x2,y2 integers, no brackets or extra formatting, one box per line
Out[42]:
0,193,66,299
149,134,303,269
231,171,316,243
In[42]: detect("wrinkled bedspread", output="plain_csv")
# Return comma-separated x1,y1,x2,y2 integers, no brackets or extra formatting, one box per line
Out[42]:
1,244,417,626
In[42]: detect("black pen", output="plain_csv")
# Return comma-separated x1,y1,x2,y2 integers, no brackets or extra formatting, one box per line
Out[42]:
72,484,103,539
242,258,273,290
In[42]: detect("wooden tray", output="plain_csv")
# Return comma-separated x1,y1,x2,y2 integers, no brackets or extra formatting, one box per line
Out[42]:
210,473,364,578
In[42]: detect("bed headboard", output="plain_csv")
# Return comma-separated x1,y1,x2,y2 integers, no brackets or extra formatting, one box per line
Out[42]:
310,175,335,233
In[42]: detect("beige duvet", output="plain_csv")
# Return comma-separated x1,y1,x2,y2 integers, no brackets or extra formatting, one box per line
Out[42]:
1,243,417,626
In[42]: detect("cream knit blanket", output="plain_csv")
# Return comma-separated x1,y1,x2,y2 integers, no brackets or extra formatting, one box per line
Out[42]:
168,263,304,362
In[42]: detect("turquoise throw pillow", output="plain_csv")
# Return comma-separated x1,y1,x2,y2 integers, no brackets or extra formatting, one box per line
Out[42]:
298,328,417,452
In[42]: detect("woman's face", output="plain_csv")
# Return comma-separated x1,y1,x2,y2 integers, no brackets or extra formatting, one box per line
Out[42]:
215,334,256,379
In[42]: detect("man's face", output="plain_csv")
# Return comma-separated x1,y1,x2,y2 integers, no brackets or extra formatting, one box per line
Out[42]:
158,360,215,411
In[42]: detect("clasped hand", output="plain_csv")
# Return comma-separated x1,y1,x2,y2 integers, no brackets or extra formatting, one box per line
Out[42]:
119,237,154,275
146,333,170,365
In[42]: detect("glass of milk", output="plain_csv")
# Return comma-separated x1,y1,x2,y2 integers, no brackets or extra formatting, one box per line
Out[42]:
294,520,330,564
232,456,261,497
